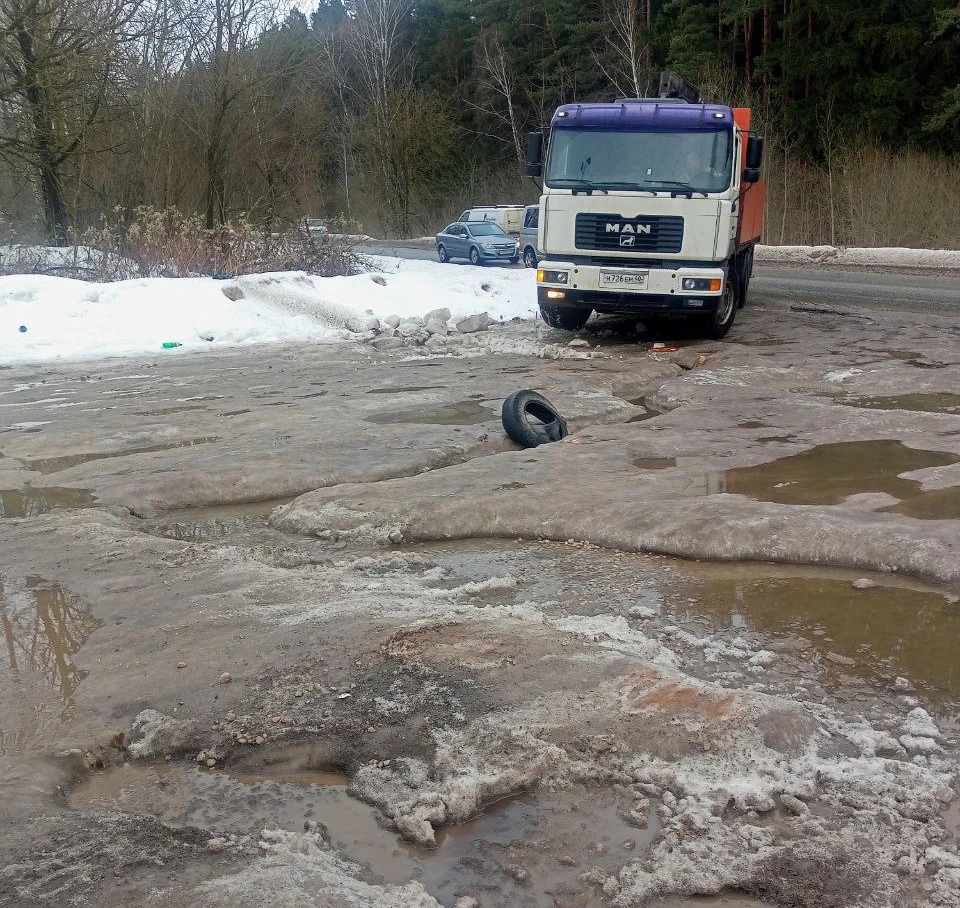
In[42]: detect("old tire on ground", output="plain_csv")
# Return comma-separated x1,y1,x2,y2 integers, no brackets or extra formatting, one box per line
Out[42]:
501,390,568,448
539,303,591,331
437,244,449,263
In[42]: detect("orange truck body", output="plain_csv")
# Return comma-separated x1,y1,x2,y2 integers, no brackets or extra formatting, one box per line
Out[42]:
733,108,766,248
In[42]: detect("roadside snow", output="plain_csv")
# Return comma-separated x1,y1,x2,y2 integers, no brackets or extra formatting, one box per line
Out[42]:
757,244,960,269
0,258,537,364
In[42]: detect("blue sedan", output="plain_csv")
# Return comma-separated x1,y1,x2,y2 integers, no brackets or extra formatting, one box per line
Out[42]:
436,221,519,266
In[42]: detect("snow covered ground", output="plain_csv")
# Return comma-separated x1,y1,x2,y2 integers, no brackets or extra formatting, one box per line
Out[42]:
756,244,960,269
0,257,537,365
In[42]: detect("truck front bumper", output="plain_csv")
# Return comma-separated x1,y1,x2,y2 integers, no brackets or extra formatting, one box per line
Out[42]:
537,261,726,315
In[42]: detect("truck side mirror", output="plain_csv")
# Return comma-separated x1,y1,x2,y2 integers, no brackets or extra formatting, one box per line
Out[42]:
742,167,761,183
526,131,543,177
746,134,764,169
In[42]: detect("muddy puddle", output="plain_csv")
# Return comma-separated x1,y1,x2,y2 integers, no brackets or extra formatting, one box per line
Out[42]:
71,763,657,906
141,498,293,543
664,564,960,708
27,437,220,474
718,440,960,516
0,486,95,517
366,400,495,425
839,392,960,414
0,578,100,727
418,539,960,710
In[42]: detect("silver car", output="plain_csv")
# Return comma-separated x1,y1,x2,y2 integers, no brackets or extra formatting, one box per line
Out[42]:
519,204,539,268
436,221,519,266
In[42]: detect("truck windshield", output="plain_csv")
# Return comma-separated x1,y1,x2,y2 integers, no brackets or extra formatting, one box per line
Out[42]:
545,129,733,193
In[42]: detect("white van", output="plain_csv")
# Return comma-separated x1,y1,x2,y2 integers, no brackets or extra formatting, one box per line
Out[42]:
458,205,526,235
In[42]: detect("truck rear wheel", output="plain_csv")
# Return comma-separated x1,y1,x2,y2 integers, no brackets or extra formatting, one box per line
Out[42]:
735,247,753,309
539,303,591,331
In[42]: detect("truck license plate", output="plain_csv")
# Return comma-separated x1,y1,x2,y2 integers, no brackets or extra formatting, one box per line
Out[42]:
599,270,648,288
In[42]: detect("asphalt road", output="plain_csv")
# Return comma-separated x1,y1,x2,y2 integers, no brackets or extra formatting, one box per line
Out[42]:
358,242,959,317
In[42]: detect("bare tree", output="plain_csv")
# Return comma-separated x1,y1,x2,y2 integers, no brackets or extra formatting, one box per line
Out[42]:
0,0,145,241
471,31,524,168
595,0,652,99
172,0,286,228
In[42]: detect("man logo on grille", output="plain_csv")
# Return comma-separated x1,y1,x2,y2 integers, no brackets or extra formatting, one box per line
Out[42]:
619,234,636,247
605,222,652,234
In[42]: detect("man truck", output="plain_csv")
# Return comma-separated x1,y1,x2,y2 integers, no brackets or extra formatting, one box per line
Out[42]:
525,72,766,338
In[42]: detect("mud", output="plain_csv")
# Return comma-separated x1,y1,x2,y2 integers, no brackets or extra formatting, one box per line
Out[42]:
1,300,959,908
0,486,95,517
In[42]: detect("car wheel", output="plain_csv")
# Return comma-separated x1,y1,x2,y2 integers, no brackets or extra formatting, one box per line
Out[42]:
523,247,538,268
509,256,519,265
469,246,482,266
539,303,591,331
501,390,568,448
437,244,449,263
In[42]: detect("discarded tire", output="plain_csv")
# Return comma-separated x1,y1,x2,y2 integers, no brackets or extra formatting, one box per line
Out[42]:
501,390,568,448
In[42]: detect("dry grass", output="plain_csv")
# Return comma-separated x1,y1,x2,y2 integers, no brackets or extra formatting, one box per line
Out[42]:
761,147,960,248
0,207,366,281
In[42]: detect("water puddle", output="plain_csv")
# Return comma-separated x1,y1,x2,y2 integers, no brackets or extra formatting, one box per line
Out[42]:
634,456,681,470
26,437,220,474
133,405,206,416
366,385,444,394
718,441,959,514
366,400,494,425
70,764,656,905
664,566,960,707
0,487,95,517
839,393,960,414
1,577,100,720
142,498,292,543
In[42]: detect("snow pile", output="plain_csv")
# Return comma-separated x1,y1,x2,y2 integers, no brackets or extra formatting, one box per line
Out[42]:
0,257,537,364
757,244,960,269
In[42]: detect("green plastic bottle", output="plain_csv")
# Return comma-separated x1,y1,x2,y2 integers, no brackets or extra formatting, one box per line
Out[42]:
162,341,182,349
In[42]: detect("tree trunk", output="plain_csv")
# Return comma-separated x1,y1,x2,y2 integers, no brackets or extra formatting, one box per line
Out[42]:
16,23,70,244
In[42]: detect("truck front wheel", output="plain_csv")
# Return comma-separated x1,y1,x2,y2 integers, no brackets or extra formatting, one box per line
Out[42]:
699,281,737,339
539,303,591,331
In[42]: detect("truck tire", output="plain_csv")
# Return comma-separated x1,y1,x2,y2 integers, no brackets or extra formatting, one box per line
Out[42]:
501,390,568,447
699,280,737,339
735,247,753,308
539,303,591,331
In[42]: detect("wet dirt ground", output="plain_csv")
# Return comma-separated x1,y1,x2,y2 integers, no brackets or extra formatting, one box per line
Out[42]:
0,298,958,908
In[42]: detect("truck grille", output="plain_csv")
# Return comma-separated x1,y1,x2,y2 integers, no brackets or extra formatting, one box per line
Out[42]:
574,214,684,254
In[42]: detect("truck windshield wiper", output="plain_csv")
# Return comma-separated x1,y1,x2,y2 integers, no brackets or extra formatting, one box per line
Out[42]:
641,180,708,197
548,178,608,195
595,181,657,195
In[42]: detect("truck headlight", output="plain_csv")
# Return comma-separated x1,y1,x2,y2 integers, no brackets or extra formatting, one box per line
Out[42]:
681,277,722,291
537,269,569,284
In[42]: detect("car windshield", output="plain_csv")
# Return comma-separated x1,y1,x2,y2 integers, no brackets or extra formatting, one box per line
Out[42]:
545,128,733,193
467,223,508,236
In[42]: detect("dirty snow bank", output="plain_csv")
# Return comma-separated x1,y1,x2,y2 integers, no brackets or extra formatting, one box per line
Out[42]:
756,244,960,269
0,258,536,364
